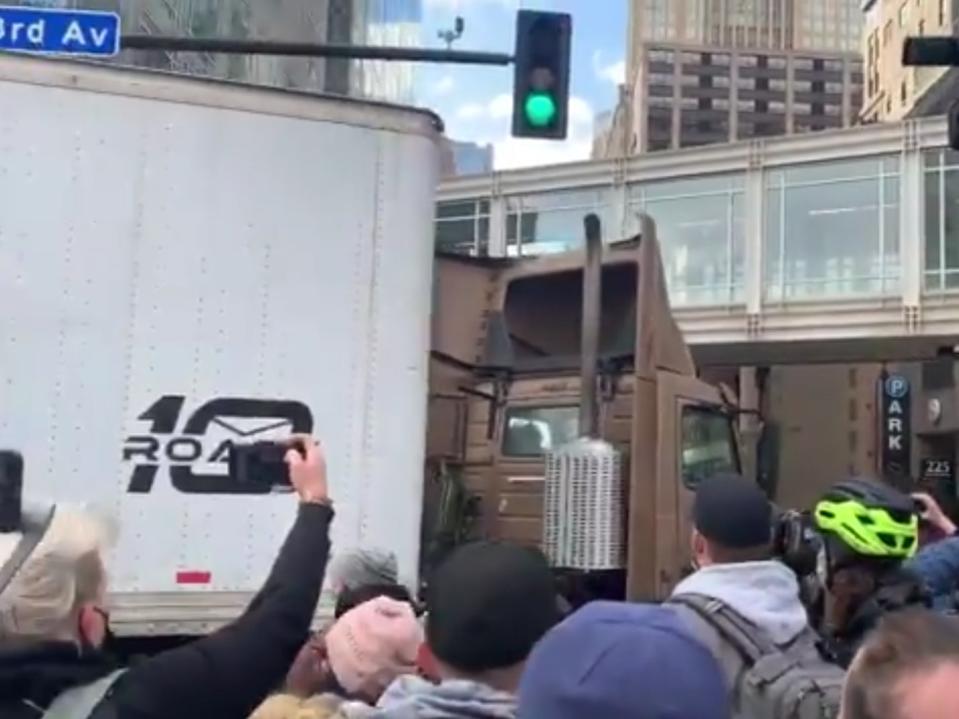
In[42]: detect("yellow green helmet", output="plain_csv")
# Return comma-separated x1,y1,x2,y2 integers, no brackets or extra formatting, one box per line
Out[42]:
814,478,918,560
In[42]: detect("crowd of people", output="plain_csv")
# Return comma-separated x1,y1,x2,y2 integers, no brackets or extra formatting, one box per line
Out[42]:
1,435,958,718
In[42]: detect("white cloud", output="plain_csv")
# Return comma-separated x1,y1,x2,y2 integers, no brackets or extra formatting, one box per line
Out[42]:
431,75,455,96
455,102,485,120
488,93,513,119
592,50,626,87
491,135,594,171
567,96,594,126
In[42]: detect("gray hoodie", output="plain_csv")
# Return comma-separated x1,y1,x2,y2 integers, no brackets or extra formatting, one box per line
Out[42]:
370,676,516,719
671,560,808,644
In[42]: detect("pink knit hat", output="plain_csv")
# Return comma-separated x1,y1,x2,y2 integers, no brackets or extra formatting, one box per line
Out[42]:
325,596,424,699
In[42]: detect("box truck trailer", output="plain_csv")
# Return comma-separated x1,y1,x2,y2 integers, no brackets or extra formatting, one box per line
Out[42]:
0,54,441,636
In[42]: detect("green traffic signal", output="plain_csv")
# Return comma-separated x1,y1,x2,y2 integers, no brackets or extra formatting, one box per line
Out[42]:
512,10,571,139
523,91,557,128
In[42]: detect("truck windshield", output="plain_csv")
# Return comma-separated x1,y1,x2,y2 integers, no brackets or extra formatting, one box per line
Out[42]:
502,406,579,457
681,406,739,488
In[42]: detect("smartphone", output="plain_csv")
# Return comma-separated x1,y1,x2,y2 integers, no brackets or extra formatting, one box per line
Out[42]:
0,451,24,532
229,441,300,488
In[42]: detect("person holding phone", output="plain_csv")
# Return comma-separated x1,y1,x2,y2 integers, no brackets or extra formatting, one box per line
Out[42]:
0,436,334,719
908,492,959,611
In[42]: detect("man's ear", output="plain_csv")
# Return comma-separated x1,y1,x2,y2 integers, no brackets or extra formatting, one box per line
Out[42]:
417,643,442,682
692,529,710,566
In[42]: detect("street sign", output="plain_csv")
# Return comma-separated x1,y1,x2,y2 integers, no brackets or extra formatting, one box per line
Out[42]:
879,373,912,480
0,5,120,57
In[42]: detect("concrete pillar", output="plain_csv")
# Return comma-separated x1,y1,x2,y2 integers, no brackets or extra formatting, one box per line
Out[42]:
739,366,762,484
610,182,629,239
899,123,924,311
743,149,766,317
488,191,507,257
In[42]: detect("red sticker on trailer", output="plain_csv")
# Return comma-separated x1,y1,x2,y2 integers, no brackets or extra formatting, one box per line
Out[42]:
176,571,211,585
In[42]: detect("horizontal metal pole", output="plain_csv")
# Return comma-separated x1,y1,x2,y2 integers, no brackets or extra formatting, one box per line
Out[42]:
120,35,513,66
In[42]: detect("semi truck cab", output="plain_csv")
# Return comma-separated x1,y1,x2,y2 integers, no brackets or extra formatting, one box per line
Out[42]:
426,216,741,601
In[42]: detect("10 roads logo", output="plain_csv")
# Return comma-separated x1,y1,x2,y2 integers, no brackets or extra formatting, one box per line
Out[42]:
123,396,313,494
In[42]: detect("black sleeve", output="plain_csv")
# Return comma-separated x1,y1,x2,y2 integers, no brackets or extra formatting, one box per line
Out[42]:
112,502,333,719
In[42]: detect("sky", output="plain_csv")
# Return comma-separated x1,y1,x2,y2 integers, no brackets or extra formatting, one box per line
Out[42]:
414,0,627,170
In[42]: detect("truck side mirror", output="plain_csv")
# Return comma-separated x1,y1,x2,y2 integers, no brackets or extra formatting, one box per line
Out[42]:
756,422,781,500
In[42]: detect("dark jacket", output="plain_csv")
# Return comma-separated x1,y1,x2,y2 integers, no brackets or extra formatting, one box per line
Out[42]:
0,502,333,719
823,566,929,669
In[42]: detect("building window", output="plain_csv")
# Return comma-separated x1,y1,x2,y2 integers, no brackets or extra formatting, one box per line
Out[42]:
506,190,612,256
629,175,745,306
502,406,579,457
435,200,491,256
764,157,901,301
919,19,925,36
901,80,908,104
940,0,947,26
923,149,959,290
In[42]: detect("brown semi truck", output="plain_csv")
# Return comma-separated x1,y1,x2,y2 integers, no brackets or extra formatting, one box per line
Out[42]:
424,216,742,601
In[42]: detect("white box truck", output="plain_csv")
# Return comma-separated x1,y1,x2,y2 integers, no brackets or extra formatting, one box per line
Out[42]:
0,54,441,636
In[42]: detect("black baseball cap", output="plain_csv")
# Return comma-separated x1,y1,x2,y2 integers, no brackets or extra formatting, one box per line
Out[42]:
426,541,560,673
694,473,772,549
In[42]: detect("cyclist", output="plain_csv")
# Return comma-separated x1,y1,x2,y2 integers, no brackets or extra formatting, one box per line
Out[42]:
813,477,928,668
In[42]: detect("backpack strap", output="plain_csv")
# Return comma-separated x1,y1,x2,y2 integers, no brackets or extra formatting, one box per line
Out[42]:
42,670,125,719
670,593,778,665
672,594,808,688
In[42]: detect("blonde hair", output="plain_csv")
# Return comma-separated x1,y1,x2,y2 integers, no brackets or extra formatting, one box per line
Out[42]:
0,507,113,642
249,694,342,719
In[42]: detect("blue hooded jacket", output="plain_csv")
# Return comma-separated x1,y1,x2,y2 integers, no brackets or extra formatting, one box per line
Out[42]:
907,535,959,609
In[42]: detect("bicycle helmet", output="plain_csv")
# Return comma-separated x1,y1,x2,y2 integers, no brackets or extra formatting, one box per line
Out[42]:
814,477,918,560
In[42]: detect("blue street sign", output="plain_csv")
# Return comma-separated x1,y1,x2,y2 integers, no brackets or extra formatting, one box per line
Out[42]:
0,5,120,57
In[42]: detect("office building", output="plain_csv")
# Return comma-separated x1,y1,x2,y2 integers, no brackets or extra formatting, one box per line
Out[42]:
628,1,863,85
861,0,959,123
630,43,862,153
10,0,421,102
606,2,865,156
355,0,421,104
591,110,615,159
440,140,494,178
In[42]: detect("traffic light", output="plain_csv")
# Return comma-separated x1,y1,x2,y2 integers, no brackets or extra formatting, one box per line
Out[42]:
512,10,572,140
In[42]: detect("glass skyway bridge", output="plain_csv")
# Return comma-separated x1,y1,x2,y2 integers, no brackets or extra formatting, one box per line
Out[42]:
435,117,959,364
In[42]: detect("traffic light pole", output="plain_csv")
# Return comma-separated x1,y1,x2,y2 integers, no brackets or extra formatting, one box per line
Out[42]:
120,35,513,66
122,9,571,141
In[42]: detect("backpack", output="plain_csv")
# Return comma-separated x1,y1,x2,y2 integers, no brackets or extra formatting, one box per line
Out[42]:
41,670,125,719
670,594,843,719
